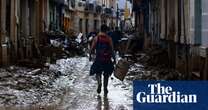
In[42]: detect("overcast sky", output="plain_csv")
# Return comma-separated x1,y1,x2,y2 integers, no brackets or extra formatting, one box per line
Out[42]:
87,0,131,9
118,0,132,9
118,0,125,8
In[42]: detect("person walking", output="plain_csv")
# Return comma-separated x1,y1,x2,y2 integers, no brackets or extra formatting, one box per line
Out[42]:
109,27,122,51
87,29,98,51
89,24,116,96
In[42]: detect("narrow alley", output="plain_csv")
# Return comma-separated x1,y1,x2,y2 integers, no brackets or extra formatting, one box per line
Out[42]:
0,0,208,109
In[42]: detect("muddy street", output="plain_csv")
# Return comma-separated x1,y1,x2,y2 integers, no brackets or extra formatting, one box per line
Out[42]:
0,53,184,110
57,57,133,110
1,0,208,109
0,57,133,110
0,54,184,110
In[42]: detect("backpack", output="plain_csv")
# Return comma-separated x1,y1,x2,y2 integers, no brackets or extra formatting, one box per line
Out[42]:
96,35,112,63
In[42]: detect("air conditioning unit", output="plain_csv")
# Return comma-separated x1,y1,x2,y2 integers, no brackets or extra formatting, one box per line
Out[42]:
200,46,208,58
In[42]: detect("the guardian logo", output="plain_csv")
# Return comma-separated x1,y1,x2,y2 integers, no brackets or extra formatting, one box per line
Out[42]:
136,83,197,104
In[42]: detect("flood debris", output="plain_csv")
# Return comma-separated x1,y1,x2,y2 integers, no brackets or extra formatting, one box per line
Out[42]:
127,63,184,80
0,57,88,106
124,47,185,81
0,66,63,106
16,31,88,68
114,59,130,81
39,31,87,62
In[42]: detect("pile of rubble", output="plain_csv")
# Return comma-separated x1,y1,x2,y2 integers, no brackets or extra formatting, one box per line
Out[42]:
39,31,87,64
138,47,169,66
0,66,63,105
126,63,184,81
0,57,88,106
125,47,185,81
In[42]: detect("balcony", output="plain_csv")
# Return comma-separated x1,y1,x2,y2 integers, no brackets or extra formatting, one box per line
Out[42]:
96,5,102,14
77,1,86,11
85,3,94,12
89,3,94,11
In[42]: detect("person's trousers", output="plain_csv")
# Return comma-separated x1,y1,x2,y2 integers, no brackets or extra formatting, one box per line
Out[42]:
96,73,110,90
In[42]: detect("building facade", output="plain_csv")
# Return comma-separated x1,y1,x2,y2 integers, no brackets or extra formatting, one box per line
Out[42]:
74,0,117,36
0,0,117,66
133,0,208,79
0,0,44,65
0,0,67,65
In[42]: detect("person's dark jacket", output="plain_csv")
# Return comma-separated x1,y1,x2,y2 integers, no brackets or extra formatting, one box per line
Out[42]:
108,30,122,47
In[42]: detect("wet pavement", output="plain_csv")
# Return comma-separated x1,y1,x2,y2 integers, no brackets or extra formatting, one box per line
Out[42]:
57,57,133,110
0,57,133,110
0,54,182,110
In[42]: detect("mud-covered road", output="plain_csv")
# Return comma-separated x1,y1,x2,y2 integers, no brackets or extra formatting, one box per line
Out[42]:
0,55,182,110
0,57,133,110
57,57,133,110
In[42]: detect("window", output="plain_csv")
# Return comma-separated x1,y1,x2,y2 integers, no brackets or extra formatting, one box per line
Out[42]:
71,0,75,8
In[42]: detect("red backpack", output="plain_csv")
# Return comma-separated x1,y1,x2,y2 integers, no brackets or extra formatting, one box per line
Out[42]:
95,35,112,63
